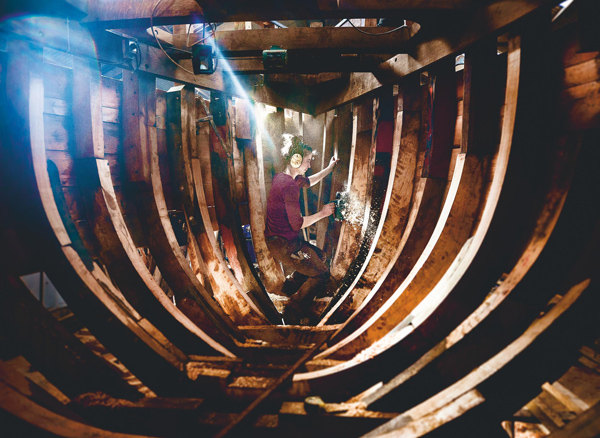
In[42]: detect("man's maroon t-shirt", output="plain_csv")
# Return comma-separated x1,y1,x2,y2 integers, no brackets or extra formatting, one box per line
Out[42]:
264,173,310,241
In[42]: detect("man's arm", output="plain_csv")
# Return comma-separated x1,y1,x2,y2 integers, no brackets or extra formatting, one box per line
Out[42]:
308,156,339,187
301,203,335,229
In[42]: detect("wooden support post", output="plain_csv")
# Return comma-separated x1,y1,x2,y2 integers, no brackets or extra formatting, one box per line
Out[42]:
237,99,286,294
204,96,281,322
330,97,379,281
121,70,242,349
319,79,421,324
167,86,269,325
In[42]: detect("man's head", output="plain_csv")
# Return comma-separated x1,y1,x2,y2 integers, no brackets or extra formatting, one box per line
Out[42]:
282,134,314,175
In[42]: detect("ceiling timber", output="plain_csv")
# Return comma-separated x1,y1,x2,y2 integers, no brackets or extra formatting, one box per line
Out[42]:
83,0,470,29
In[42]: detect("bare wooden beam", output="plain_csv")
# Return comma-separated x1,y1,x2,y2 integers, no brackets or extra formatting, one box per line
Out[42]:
224,54,395,74
213,26,417,56
82,0,469,29
0,17,320,112
83,0,204,29
315,0,555,114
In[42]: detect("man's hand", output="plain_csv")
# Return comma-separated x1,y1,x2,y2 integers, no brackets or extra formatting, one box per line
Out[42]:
328,155,340,169
321,203,335,218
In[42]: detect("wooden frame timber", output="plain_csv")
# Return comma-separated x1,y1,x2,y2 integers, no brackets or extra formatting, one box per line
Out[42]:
291,24,567,396
2,2,600,437
1,39,227,397
83,0,470,28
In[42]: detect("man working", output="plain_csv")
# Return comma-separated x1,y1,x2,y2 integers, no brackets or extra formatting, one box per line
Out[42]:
265,134,338,325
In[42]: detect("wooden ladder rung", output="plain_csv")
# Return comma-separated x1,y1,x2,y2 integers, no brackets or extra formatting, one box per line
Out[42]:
542,381,590,415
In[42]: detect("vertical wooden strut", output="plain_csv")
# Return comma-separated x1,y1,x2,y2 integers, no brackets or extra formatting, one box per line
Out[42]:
329,97,379,282
3,40,200,396
166,85,269,325
72,60,230,356
318,81,420,325
237,99,286,295
203,96,281,322
121,70,243,348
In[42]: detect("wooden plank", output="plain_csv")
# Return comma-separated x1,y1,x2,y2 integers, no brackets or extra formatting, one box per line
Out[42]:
0,274,140,399
0,359,83,423
166,86,269,325
0,381,152,438
3,40,205,396
317,83,439,331
361,120,580,410
83,0,469,28
75,159,232,357
542,382,590,415
301,112,326,241
43,62,72,101
73,59,224,357
120,70,243,348
195,98,220,233
329,97,378,281
422,59,457,178
72,57,104,159
0,16,229,94
319,76,421,325
261,108,285,211
363,278,596,437
319,47,495,359
214,26,415,55
100,76,122,109
315,110,336,249
545,400,600,438
238,99,286,294
207,97,277,315
314,0,555,114
43,113,71,152
295,25,588,400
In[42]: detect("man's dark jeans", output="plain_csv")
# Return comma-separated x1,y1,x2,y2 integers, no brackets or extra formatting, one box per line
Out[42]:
266,236,330,323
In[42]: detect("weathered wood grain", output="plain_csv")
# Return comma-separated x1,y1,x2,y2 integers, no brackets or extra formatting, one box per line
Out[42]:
330,97,379,281
0,274,141,399
319,76,421,325
166,86,269,325
319,46,496,360
237,100,286,294
120,70,243,348
317,76,444,336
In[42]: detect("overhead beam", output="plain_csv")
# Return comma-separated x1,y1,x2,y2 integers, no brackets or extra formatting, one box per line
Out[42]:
0,16,318,113
314,0,555,114
82,0,469,29
83,0,205,29
224,54,394,74
213,25,418,56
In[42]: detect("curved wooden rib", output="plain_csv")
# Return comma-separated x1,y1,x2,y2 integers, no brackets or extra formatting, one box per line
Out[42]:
195,98,220,232
363,128,584,410
71,60,234,357
330,97,379,281
0,381,150,438
0,274,141,400
319,74,446,334
166,85,268,325
318,77,421,325
207,99,275,315
315,110,336,249
363,277,597,438
316,45,501,361
237,99,286,296
120,71,244,348
291,34,529,395
85,159,236,356
4,40,198,396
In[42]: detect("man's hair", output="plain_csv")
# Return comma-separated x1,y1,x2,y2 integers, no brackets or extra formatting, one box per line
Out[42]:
281,134,313,166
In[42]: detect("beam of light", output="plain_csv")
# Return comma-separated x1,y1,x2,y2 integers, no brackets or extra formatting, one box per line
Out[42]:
209,38,278,154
